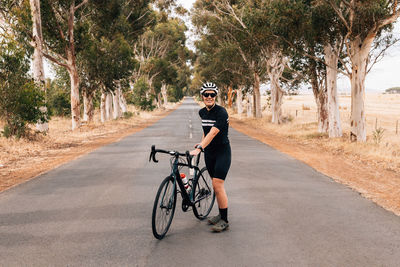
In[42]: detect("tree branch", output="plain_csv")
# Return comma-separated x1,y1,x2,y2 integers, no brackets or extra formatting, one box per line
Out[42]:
277,34,350,77
74,0,89,11
367,37,400,73
42,50,69,70
325,0,351,32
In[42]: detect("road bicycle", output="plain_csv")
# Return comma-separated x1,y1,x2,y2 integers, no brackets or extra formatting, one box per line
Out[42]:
149,145,215,240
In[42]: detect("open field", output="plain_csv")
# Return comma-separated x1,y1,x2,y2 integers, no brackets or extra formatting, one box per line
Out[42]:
230,92,400,215
273,93,400,165
0,103,180,192
280,93,400,137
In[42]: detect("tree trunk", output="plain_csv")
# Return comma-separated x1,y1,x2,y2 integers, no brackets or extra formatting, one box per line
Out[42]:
100,88,106,123
316,88,328,133
309,59,328,133
105,92,112,120
66,2,81,130
218,93,223,106
270,81,284,124
253,72,262,118
324,44,342,137
68,62,81,130
246,92,253,118
267,50,285,124
157,93,162,109
119,94,127,114
113,89,121,119
349,36,374,142
236,88,243,115
30,0,48,132
83,89,94,123
118,85,127,114
147,77,157,108
161,82,168,107
227,85,233,108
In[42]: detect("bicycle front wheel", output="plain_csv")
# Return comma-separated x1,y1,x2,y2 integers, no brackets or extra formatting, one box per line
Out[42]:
152,176,177,239
192,167,215,220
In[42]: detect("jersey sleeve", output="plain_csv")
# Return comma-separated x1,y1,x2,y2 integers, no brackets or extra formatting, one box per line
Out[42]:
198,109,203,118
214,108,229,130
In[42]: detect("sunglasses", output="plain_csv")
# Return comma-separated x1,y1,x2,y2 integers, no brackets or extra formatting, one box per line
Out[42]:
202,92,217,98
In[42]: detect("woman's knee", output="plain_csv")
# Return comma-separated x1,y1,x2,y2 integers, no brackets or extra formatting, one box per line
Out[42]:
212,178,224,192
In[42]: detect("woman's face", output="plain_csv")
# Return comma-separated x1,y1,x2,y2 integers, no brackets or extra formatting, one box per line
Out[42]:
202,90,217,107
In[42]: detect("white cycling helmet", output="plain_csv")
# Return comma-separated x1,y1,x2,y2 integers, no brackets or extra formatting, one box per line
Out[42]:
200,82,218,94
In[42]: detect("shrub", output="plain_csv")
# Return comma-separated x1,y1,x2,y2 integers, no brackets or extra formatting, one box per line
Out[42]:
132,77,155,111
372,127,385,144
46,80,71,117
123,111,134,119
0,40,48,138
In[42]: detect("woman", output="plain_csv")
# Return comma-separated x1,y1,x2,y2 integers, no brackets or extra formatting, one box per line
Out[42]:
190,82,231,232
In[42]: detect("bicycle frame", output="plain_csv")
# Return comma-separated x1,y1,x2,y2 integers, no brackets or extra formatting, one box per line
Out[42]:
149,145,209,207
175,156,200,203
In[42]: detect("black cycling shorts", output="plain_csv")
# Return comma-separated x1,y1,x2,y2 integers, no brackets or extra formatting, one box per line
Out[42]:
204,143,231,180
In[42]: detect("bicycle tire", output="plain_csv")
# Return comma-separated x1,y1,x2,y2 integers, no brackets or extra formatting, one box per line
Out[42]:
192,167,215,220
152,176,177,239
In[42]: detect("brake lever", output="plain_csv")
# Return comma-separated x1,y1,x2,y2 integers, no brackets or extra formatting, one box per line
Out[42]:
186,151,193,168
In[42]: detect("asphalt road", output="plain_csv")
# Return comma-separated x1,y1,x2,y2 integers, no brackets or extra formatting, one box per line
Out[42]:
1,97,399,266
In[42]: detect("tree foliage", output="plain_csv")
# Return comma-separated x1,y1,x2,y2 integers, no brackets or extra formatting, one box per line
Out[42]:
0,39,48,138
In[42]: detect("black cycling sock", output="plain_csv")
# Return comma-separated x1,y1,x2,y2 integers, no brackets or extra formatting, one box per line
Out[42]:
219,208,228,223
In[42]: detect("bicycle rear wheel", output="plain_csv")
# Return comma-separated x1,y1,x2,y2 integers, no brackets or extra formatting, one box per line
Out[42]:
152,176,177,239
192,167,215,220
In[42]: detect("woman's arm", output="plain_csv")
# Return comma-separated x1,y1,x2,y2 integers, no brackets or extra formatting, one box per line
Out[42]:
191,127,219,155
199,127,219,149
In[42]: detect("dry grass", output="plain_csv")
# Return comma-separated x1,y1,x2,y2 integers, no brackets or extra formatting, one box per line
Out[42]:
232,93,400,170
0,102,180,191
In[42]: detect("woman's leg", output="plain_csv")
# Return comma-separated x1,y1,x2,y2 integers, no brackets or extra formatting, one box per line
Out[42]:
213,178,228,209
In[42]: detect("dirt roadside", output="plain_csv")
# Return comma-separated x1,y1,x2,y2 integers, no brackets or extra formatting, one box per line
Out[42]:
0,106,178,193
230,118,400,216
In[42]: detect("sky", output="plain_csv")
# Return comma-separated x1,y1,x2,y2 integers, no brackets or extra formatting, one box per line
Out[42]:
177,0,400,93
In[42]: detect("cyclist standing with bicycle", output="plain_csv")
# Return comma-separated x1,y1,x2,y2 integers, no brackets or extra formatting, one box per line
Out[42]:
190,82,231,232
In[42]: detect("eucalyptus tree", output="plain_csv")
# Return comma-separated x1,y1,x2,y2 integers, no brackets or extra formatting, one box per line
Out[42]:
193,35,251,110
1,0,90,130
312,2,345,137
77,0,152,122
133,14,190,108
1,0,156,128
269,0,337,133
192,0,264,117
321,0,400,142
39,0,90,129
199,0,300,122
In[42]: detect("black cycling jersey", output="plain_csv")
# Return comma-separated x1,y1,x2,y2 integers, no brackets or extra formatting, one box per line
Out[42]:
199,104,230,151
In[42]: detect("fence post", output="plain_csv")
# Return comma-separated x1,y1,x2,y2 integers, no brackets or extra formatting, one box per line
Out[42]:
396,119,398,135
375,117,378,129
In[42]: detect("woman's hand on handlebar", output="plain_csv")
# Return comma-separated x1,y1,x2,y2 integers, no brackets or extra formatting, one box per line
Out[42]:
189,148,201,156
